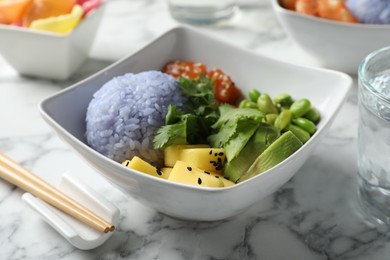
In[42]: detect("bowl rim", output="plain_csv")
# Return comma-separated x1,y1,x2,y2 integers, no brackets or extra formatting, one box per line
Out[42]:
272,0,390,29
39,25,353,192
0,0,106,38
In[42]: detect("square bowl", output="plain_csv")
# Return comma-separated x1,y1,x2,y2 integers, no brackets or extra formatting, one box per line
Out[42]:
39,26,352,221
271,0,390,75
0,2,105,80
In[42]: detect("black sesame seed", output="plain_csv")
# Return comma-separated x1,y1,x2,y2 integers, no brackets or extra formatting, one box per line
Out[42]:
214,153,218,156
204,171,210,175
198,178,202,185
187,166,192,171
218,152,224,156
209,150,212,155
125,161,129,166
214,175,220,178
156,169,162,176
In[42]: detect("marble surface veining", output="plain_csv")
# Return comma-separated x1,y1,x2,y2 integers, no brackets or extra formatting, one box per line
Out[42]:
1,0,390,259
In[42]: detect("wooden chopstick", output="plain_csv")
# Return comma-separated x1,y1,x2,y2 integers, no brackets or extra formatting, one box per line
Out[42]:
0,152,115,233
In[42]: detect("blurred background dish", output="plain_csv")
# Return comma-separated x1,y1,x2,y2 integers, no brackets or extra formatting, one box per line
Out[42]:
271,0,390,75
0,0,105,80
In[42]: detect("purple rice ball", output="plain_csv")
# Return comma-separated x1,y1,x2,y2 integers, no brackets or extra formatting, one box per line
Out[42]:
346,0,390,24
85,71,186,166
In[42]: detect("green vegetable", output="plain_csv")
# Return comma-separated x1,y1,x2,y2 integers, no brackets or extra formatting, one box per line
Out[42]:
165,105,183,125
257,94,278,114
248,89,261,103
239,99,258,109
273,93,293,107
286,124,310,143
274,109,292,130
265,113,278,125
154,113,197,148
238,131,303,182
153,75,219,149
208,104,264,159
290,98,311,118
303,107,321,123
223,123,280,182
292,117,317,135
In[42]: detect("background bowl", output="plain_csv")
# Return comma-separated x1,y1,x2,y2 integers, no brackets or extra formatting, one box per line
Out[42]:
0,2,105,80
271,0,390,75
39,26,352,221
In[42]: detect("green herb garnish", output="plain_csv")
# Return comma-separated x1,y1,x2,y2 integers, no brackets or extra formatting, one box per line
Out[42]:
153,75,219,149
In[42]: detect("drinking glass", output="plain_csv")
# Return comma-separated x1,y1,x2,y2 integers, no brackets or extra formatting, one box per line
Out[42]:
357,46,390,226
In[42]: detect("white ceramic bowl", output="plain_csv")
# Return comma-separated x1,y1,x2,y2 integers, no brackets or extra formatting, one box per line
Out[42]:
271,0,390,75
0,3,105,80
39,26,352,221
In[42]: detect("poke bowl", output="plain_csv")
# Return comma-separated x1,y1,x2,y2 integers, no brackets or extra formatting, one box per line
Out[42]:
39,26,352,221
271,0,390,75
0,0,105,80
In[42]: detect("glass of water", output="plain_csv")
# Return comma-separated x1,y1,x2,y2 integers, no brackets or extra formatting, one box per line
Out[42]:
357,46,390,226
167,0,239,25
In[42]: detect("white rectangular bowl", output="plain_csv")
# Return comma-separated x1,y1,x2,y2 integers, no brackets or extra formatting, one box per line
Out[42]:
0,3,105,80
39,26,352,221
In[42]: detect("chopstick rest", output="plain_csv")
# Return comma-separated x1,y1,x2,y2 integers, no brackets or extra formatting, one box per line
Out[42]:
22,171,120,250
0,152,115,233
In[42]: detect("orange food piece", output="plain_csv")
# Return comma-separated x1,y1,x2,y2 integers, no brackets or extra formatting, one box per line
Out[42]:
23,0,76,26
318,0,358,23
163,60,208,80
29,4,83,34
295,0,318,16
163,61,242,105
0,0,32,24
208,68,241,105
280,0,298,10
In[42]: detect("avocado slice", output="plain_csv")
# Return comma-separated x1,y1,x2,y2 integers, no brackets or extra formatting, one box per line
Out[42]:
223,123,280,182
238,131,303,183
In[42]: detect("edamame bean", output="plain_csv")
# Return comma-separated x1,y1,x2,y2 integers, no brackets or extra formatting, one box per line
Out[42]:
287,124,311,143
257,94,278,114
303,107,321,123
249,89,261,103
290,98,311,118
239,99,258,109
273,93,293,107
274,109,293,130
292,117,317,134
265,113,278,125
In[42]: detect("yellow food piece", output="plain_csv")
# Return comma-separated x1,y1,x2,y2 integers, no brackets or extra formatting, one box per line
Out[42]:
168,161,224,188
177,148,226,174
29,4,83,34
161,167,172,177
208,172,235,187
122,156,168,179
164,144,210,167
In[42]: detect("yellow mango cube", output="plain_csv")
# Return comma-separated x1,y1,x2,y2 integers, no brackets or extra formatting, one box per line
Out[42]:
207,171,235,187
168,161,224,188
164,144,210,167
179,148,226,174
161,167,173,178
122,156,168,179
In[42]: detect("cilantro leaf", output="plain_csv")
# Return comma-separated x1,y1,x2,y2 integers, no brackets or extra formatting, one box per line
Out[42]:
153,75,220,149
208,105,264,147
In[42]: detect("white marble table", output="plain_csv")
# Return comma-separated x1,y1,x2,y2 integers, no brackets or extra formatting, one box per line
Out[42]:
1,0,389,259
